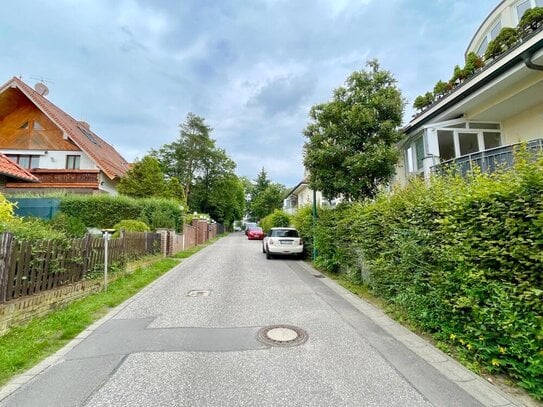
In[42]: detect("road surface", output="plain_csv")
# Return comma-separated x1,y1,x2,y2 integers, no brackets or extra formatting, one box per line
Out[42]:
0,234,519,406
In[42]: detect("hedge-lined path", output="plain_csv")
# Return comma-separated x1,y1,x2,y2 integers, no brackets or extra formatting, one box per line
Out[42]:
0,234,520,406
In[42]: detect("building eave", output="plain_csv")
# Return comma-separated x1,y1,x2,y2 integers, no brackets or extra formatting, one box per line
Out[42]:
403,30,543,137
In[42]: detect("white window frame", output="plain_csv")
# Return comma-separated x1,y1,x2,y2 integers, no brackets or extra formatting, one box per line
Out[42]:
433,121,502,161
475,19,503,56
405,131,425,175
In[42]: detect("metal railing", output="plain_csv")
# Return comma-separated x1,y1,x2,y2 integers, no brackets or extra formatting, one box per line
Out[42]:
432,138,543,176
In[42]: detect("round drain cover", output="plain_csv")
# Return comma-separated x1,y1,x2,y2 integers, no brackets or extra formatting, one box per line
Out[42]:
257,324,308,347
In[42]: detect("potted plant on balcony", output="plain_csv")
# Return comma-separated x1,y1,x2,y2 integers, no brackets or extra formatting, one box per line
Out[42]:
518,6,543,37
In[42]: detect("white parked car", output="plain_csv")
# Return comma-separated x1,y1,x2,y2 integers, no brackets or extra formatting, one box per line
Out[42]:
262,227,304,259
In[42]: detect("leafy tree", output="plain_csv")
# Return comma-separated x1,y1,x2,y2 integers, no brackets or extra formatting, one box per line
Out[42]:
245,168,286,220
163,177,187,206
303,59,404,201
253,167,271,195
151,112,245,224
205,174,245,226
117,156,166,198
151,113,215,200
188,148,245,225
250,182,286,219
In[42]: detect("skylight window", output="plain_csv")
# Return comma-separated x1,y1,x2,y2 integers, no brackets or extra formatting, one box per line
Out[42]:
78,126,99,145
19,121,29,129
34,121,45,130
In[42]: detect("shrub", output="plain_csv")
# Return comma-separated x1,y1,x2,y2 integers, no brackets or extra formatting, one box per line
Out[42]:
312,152,543,398
112,220,150,237
259,209,291,233
1,217,67,241
518,6,543,36
0,193,15,225
463,52,485,77
484,27,518,60
291,205,315,258
433,80,451,98
60,195,183,231
49,213,87,238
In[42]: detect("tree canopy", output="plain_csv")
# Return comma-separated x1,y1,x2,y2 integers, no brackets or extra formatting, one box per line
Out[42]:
246,168,286,220
150,112,245,226
151,113,215,201
303,60,404,201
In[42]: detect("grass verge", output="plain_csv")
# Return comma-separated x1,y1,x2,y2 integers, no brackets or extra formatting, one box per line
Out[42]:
0,236,227,387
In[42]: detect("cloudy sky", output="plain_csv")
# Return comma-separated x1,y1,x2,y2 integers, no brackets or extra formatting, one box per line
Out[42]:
1,0,497,187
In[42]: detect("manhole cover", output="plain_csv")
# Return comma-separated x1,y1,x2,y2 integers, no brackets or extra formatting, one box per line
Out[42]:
257,324,308,347
187,290,210,297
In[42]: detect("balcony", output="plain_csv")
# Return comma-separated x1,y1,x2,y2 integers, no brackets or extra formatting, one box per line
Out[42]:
432,139,543,176
5,169,100,189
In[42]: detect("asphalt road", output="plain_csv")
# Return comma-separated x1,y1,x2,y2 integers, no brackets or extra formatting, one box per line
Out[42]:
0,234,520,406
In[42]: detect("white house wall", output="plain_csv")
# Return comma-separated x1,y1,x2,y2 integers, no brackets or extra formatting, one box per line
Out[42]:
39,150,96,170
298,187,322,207
2,149,97,170
98,173,118,195
501,103,543,144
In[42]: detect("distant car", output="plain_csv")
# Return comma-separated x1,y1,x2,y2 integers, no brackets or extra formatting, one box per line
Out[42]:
263,227,304,259
247,226,265,240
244,222,258,235
233,226,242,232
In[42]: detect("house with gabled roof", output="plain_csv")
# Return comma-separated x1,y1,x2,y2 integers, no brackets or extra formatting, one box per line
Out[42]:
283,171,339,214
0,76,130,194
395,0,543,186
0,152,39,184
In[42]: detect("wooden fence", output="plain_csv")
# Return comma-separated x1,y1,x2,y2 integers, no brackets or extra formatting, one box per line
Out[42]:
0,231,161,303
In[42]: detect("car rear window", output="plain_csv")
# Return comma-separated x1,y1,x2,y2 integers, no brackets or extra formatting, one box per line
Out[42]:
250,227,263,232
270,229,299,237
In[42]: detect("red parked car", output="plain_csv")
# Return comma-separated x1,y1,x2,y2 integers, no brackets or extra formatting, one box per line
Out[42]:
247,227,265,240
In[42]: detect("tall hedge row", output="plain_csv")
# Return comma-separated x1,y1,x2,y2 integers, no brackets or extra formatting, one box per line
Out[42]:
60,195,183,231
306,154,543,398
259,209,291,233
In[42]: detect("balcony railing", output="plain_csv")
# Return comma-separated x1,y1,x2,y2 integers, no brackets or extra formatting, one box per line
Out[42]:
30,169,100,184
5,169,100,190
432,139,543,177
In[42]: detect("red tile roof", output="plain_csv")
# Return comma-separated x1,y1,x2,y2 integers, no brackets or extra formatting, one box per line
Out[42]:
0,153,39,182
0,77,130,180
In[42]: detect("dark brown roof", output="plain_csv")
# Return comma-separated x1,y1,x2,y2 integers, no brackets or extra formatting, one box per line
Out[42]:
0,153,39,182
0,77,130,180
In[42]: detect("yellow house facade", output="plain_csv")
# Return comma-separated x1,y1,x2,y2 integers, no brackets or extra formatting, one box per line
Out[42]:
396,0,543,186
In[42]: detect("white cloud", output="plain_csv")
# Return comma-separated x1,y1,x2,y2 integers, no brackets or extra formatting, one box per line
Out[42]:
0,0,499,186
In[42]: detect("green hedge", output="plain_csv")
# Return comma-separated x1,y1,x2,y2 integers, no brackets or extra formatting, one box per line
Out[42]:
259,209,291,233
60,195,183,231
311,154,543,399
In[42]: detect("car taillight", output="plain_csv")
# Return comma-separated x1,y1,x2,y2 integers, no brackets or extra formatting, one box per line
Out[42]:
299,239,303,245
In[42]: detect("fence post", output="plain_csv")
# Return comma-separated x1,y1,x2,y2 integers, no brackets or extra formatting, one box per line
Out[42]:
81,234,92,279
0,233,13,303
